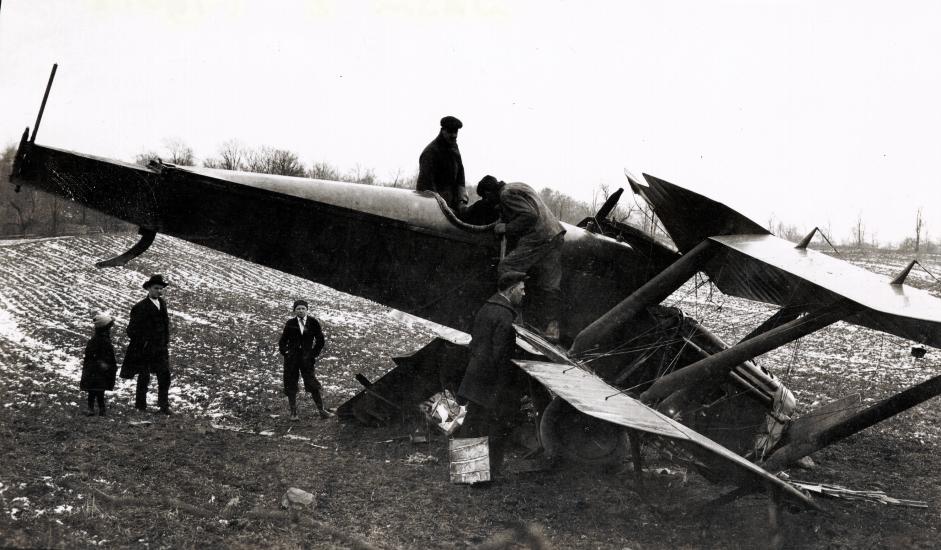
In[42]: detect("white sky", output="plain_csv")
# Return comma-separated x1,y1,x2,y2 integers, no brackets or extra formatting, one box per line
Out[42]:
1,0,938,244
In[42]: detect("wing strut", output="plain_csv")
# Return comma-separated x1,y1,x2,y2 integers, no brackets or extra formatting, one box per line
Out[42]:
569,238,717,356
641,300,860,404
95,227,156,268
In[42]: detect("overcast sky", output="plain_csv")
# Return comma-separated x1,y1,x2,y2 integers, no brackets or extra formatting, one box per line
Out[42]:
1,1,938,244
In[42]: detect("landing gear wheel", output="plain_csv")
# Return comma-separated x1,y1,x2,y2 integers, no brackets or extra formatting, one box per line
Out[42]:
538,397,630,466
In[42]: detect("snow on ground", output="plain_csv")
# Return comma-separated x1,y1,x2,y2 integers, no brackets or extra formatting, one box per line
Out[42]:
0,234,434,419
2,234,939,421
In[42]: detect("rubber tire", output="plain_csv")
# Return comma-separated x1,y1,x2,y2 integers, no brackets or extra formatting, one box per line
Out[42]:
538,397,630,466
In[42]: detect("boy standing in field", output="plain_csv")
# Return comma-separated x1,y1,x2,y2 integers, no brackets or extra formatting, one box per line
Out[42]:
278,300,332,421
80,312,118,417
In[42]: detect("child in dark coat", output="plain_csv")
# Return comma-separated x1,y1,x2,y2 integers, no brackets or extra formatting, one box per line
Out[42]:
80,313,118,416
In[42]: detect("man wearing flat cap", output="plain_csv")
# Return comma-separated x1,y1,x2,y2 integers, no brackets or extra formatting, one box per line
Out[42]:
456,270,528,475
475,175,566,342
278,299,331,420
416,115,468,214
122,274,173,415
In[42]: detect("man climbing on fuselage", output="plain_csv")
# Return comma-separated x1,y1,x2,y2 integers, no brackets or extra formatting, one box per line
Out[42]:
417,115,467,214
475,175,566,342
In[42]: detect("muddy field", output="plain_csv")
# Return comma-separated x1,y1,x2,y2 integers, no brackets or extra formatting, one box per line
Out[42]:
1,234,940,549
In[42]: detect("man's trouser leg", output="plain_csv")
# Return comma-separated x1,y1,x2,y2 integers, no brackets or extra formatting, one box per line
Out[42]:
135,370,151,410
458,401,490,438
457,401,509,475
156,368,171,410
499,234,564,334
528,235,564,336
284,359,300,414
300,362,327,413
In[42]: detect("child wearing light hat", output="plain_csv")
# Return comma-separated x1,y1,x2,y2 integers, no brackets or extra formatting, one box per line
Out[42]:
80,312,118,416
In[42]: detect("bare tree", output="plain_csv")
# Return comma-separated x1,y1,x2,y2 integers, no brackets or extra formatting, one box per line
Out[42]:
853,213,866,249
308,161,339,180
245,146,305,177
774,221,804,243
49,196,60,236
342,164,376,185
163,138,195,166
8,190,40,234
914,207,925,255
204,139,245,171
384,168,417,189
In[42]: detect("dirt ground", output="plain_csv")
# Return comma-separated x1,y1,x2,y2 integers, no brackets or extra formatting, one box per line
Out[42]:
1,235,940,549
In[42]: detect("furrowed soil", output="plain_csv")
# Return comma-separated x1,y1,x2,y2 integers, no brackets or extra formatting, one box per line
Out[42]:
0,234,939,549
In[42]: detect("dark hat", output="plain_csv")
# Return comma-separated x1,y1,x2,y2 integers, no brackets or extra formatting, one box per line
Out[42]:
440,116,463,131
142,274,170,289
497,270,527,291
477,175,504,196
292,300,309,310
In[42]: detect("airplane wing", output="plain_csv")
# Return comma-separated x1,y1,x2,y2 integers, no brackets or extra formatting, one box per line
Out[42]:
631,174,941,348
512,358,815,507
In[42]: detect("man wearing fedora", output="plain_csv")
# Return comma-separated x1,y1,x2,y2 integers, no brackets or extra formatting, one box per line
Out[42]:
278,299,332,420
416,115,468,214
122,274,173,415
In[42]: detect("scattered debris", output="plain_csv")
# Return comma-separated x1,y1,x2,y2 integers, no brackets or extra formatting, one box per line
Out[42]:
791,480,928,507
421,391,465,435
128,420,152,426
280,488,316,510
404,452,438,465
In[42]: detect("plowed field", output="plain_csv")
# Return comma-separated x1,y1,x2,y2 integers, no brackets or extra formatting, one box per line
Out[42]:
0,234,939,549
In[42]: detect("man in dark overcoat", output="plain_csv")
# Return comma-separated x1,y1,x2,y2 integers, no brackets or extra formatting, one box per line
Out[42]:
278,299,331,420
476,175,566,342
417,115,468,213
457,271,528,474
122,274,173,414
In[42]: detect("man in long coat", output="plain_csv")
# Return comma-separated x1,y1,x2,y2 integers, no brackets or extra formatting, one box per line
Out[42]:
417,115,468,213
122,274,172,414
476,175,566,341
278,299,331,420
457,271,528,474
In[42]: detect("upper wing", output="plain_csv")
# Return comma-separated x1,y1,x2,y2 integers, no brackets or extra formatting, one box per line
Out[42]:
631,173,941,348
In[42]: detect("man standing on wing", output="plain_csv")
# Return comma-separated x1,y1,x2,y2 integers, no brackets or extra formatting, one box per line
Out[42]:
122,274,173,415
475,175,566,342
278,300,332,420
457,271,528,475
417,115,468,214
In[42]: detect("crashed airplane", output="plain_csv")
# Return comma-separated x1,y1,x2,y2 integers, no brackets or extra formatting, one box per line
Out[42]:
10,74,941,508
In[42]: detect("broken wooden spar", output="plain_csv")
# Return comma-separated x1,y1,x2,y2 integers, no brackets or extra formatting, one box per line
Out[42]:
761,372,941,472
